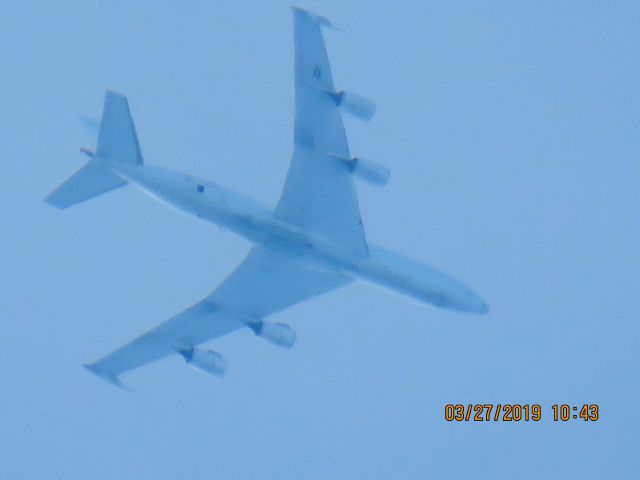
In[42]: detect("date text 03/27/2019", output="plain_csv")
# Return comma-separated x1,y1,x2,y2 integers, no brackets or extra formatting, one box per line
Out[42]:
444,404,599,422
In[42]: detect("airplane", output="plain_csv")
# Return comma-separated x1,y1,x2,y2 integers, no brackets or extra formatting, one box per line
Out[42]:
45,8,488,388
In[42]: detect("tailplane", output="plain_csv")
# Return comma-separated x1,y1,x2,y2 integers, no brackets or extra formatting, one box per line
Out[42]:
45,90,143,209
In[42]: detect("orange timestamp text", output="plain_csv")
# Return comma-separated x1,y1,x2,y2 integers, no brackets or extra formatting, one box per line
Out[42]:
444,404,599,422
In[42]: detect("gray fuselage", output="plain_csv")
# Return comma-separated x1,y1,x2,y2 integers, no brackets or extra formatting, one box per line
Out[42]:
113,162,488,314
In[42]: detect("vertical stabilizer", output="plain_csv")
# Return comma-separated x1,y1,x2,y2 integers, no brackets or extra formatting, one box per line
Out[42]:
44,90,143,209
96,90,144,165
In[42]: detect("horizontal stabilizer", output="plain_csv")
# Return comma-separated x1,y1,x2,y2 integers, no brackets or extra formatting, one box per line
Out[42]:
45,90,144,209
44,160,126,209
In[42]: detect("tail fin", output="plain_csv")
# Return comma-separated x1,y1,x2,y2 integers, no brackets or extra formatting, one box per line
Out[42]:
45,90,143,209
95,90,143,165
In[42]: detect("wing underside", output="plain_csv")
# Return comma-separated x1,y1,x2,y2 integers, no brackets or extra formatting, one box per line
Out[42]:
275,8,368,258
86,248,349,383
85,9,363,385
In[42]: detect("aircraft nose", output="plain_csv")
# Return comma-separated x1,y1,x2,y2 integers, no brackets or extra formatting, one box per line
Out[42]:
437,285,489,314
476,299,490,314
459,289,489,314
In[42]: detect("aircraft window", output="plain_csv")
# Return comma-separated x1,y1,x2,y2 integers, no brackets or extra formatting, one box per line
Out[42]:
197,184,205,193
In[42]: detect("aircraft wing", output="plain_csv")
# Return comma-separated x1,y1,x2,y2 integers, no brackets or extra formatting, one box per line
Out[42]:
85,247,349,385
275,8,369,258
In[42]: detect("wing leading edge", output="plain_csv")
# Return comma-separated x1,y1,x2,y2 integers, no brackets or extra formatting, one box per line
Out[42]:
275,8,368,258
85,9,361,385
85,248,349,383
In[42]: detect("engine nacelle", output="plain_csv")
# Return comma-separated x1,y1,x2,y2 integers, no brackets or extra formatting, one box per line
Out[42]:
347,157,390,186
179,347,228,376
330,91,376,121
253,322,297,349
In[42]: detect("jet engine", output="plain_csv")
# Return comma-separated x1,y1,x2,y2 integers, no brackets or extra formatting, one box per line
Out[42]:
178,347,228,376
346,157,390,186
329,90,376,121
327,153,390,187
252,322,297,349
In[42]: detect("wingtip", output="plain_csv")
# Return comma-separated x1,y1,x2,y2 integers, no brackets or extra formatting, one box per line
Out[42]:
83,363,132,391
43,192,66,209
291,6,340,31
104,89,127,101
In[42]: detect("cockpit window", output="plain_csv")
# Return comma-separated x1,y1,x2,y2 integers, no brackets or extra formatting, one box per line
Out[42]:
197,184,205,193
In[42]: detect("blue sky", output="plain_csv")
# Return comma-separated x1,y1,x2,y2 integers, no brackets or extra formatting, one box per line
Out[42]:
1,1,638,478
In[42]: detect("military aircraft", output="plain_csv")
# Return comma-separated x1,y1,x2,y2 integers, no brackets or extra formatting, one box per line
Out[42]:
45,8,488,387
